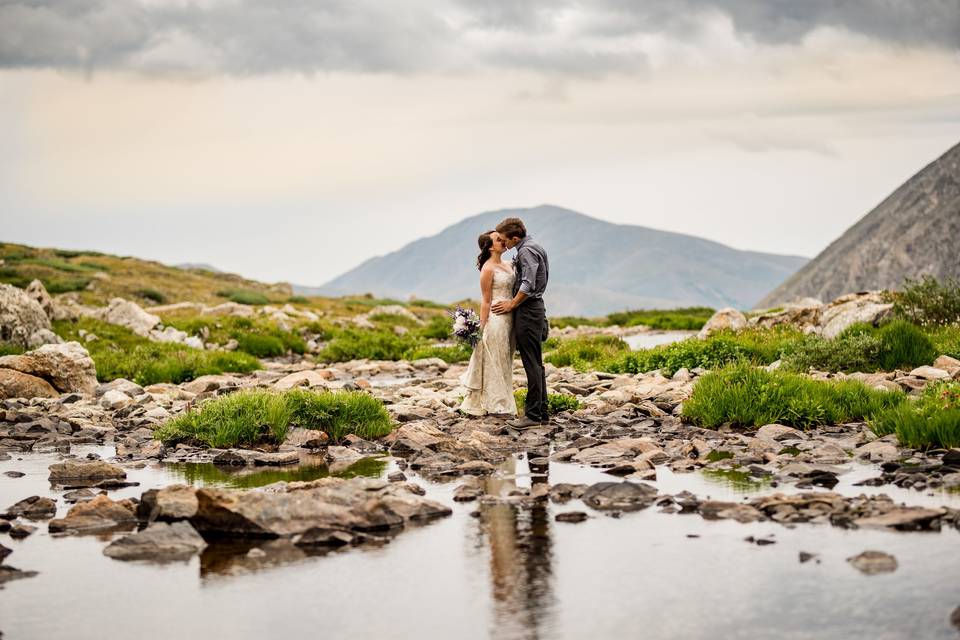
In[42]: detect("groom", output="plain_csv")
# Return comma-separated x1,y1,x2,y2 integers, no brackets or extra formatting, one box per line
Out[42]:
491,217,550,429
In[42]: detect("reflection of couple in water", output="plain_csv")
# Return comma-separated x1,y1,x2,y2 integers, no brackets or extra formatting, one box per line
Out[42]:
475,452,555,639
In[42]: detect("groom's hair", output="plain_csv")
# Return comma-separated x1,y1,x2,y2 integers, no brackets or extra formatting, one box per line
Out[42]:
496,217,526,240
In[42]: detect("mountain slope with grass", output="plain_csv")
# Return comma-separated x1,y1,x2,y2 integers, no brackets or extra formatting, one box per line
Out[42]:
309,205,808,316
0,242,291,306
760,140,960,308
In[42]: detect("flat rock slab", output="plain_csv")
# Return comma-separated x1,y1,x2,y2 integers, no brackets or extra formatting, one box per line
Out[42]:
3,495,57,520
582,481,658,512
848,550,898,574
48,460,126,486
104,521,208,562
48,495,137,534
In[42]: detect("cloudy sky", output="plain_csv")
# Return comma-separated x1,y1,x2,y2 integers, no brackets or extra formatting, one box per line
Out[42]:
2,0,959,285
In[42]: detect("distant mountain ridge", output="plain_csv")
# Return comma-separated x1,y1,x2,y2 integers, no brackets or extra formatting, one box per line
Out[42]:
760,140,960,307
306,205,808,316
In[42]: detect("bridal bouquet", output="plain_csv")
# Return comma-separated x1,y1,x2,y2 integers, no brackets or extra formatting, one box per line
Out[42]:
450,306,482,347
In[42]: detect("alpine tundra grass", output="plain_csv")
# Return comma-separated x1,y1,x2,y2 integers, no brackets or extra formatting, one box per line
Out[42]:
155,388,394,448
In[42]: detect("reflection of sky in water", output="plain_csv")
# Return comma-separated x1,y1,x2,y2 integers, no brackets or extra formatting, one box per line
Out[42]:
2,448,960,639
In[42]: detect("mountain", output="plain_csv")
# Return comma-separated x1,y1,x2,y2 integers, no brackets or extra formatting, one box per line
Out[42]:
760,141,960,308
309,205,808,316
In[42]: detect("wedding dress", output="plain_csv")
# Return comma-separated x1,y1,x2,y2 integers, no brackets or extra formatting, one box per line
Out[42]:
460,263,518,416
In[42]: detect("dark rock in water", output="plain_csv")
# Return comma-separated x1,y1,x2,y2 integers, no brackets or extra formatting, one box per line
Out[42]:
950,606,960,632
0,542,11,562
548,483,587,504
3,471,24,478
387,471,407,482
847,550,897,575
0,564,38,584
103,521,207,562
581,482,658,512
9,523,37,539
138,485,199,523
62,488,98,504
0,520,9,533
799,551,819,564
252,451,300,466
942,449,960,469
555,511,588,523
211,450,250,466
3,495,56,520
797,470,839,489
292,528,356,547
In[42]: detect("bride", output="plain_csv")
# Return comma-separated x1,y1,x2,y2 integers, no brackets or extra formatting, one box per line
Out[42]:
460,230,518,416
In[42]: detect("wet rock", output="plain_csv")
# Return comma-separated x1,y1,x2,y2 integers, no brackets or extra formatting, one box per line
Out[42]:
387,471,407,482
384,421,446,452
548,483,587,504
0,542,10,562
0,369,58,400
555,511,589,523
252,451,300,466
582,481,658,512
855,506,946,531
9,523,37,539
3,496,57,520
48,495,137,534
855,440,899,462
571,438,658,467
138,485,199,523
103,521,208,562
282,428,328,449
4,471,25,478
798,551,819,564
699,501,765,523
0,341,97,394
212,449,253,466
325,446,364,467
190,478,450,538
62,488,97,504
847,550,897,575
453,481,484,502
48,460,126,486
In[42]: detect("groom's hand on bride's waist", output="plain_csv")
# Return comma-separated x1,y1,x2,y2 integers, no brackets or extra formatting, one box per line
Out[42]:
491,300,513,314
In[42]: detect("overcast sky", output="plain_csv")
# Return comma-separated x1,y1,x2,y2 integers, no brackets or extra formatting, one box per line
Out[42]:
2,0,959,285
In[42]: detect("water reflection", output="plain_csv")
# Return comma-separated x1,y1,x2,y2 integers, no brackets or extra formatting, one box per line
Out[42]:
476,455,556,640
163,456,389,489
702,467,771,492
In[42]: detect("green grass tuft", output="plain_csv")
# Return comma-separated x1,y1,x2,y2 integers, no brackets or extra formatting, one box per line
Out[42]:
155,388,393,447
135,288,167,304
605,306,715,330
871,381,960,449
404,344,473,363
217,289,270,305
544,335,630,370
514,389,581,415
682,363,905,430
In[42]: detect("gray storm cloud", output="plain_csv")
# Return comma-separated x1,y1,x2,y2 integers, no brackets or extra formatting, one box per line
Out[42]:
0,0,958,75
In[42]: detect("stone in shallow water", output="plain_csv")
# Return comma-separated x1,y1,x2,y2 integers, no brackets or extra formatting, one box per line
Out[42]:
0,564,38,584
138,485,199,523
48,460,126,486
581,481,658,512
555,511,589,523
3,495,57,520
48,495,137,534
103,521,207,562
854,506,946,531
847,550,897,575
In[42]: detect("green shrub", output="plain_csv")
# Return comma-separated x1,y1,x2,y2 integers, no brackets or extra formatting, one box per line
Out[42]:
782,332,885,373
155,388,393,447
162,314,306,358
417,315,452,340
548,316,603,330
370,312,421,329
514,389,582,414
607,328,804,376
135,288,166,304
404,344,472,363
317,328,418,362
876,320,936,371
217,289,269,305
888,276,960,327
21,257,100,273
682,363,905,430
929,325,960,360
871,381,960,449
0,268,31,288
53,318,260,385
544,335,630,370
605,307,714,330
44,277,91,293
287,295,310,304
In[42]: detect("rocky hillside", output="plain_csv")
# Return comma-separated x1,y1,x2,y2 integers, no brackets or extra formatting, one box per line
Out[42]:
0,243,291,307
760,140,960,308
310,205,808,316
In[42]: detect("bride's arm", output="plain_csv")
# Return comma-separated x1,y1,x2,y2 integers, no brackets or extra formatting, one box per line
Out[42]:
479,268,494,328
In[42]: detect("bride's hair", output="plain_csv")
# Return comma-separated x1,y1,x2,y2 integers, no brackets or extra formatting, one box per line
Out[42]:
476,230,495,271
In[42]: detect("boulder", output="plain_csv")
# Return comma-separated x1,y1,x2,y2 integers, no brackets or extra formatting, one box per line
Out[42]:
48,495,137,534
908,366,951,381
0,369,58,400
749,300,823,330
138,485,199,522
27,328,63,348
103,521,207,562
190,478,450,538
3,495,57,520
756,424,808,442
100,389,133,410
25,279,54,318
0,283,51,348
94,298,161,336
49,460,126,485
698,308,747,339
819,292,893,339
933,355,960,376
0,342,97,394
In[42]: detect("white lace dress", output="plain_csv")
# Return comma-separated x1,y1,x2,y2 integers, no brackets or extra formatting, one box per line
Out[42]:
459,264,518,416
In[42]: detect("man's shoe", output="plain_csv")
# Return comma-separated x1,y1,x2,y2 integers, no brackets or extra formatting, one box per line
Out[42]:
505,416,542,430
